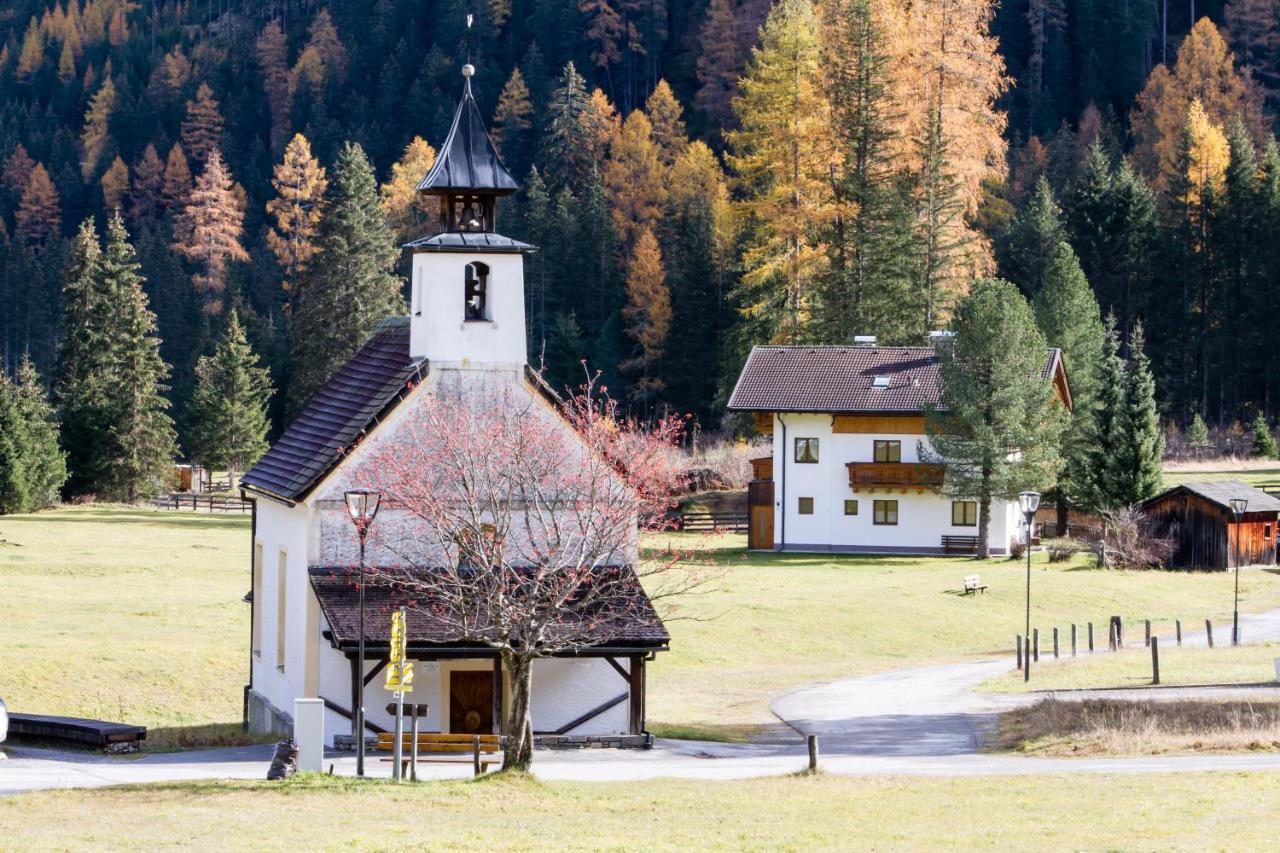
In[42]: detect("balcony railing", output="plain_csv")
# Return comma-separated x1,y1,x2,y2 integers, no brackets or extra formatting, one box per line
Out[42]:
847,462,946,490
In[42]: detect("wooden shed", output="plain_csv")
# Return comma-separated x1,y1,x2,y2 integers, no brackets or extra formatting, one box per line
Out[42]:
1139,480,1280,570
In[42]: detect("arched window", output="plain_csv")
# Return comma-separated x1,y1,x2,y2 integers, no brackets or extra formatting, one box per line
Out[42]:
464,262,489,321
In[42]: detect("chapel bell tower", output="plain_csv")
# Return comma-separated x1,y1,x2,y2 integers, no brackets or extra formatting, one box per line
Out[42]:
407,62,534,367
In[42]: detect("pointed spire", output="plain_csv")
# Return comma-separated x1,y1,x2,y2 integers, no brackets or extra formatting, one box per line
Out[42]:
417,64,518,195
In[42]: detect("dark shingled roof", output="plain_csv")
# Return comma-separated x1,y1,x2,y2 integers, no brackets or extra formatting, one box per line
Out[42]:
728,345,1064,414
241,318,424,502
417,77,519,194
309,566,670,651
403,232,533,253
1145,480,1280,514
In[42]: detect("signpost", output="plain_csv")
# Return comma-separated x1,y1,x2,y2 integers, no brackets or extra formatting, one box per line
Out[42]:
384,607,414,781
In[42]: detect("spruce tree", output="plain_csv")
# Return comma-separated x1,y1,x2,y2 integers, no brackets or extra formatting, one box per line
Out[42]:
289,142,403,412
1187,413,1211,448
1033,242,1104,532
100,212,177,502
1088,316,1127,511
188,310,273,487
924,278,1067,558
0,373,32,513
1110,323,1164,505
1000,177,1068,295
13,355,66,509
1252,412,1279,458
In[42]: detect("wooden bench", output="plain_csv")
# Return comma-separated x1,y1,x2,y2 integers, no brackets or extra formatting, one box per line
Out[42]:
7,712,147,751
376,732,503,777
942,535,980,555
962,574,988,595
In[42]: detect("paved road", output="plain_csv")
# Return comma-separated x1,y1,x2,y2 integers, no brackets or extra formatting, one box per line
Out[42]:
5,609,1280,793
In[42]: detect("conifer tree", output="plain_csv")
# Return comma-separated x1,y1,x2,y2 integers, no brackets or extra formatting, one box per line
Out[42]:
15,18,43,82
188,310,273,487
256,20,293,154
1187,412,1212,448
379,136,435,243
645,80,687,166
1033,241,1104,532
80,77,116,182
924,278,1066,558
180,83,225,168
727,0,830,345
1110,323,1164,505
1252,411,1279,458
172,149,248,318
1000,177,1068,295
539,63,592,191
695,0,741,132
57,219,108,497
0,374,31,513
100,155,129,211
621,227,670,405
1087,315,1127,511
13,355,66,509
268,134,329,301
493,68,535,179
57,36,76,83
130,144,164,227
99,212,176,502
15,164,62,249
604,110,665,249
289,142,403,412
161,143,192,209
818,0,917,345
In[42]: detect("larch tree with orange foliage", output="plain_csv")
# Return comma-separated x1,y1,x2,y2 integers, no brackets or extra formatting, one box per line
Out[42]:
15,163,62,249
100,155,129,211
604,110,666,250
180,83,225,168
256,20,293,154
80,77,115,182
161,142,192,209
378,136,436,243
267,134,329,303
172,150,249,318
621,227,671,404
645,80,687,167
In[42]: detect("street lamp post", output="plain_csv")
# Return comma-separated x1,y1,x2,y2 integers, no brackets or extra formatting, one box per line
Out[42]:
1019,491,1041,683
345,488,381,777
1230,496,1248,647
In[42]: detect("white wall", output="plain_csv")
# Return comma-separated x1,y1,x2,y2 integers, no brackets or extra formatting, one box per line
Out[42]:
531,658,631,735
410,251,527,366
770,413,1014,555
250,499,312,721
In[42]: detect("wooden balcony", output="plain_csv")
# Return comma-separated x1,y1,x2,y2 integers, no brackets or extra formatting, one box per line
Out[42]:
846,462,946,492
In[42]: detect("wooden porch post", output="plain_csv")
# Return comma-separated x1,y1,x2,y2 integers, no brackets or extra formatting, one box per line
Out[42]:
628,654,645,734
492,655,503,735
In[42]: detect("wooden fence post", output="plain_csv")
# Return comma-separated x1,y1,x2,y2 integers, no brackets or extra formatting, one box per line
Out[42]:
1016,635,1023,670
1144,620,1151,647
1033,628,1040,662
1070,624,1077,657
1151,636,1160,685
1088,622,1094,653
1024,636,1032,682
1176,620,1182,646
473,736,481,777
1206,619,1214,649
1053,627,1059,659
807,734,819,772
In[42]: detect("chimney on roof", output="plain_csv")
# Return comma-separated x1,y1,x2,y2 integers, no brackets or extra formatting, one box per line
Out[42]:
853,335,877,347
930,330,954,356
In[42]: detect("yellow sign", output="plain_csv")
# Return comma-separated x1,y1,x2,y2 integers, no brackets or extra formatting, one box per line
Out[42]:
384,609,413,693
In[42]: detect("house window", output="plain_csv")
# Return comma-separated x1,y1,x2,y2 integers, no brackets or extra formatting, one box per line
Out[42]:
464,261,490,321
798,497,814,515
276,549,288,671
952,501,978,527
844,499,859,516
873,499,898,525
1266,524,1274,540
874,440,901,463
795,437,819,463
251,543,263,656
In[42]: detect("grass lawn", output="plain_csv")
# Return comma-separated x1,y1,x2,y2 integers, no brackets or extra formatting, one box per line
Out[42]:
979,642,1280,694
0,506,254,749
6,506,1280,746
1162,458,1280,487
994,698,1280,757
4,771,1280,849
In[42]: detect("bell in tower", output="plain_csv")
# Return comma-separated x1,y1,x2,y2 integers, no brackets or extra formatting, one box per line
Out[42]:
405,62,536,368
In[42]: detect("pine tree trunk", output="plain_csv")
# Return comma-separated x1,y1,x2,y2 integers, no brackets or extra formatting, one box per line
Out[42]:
977,496,991,560
502,650,535,770
1056,499,1069,538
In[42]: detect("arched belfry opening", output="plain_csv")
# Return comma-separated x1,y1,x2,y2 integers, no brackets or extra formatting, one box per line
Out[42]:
465,261,490,321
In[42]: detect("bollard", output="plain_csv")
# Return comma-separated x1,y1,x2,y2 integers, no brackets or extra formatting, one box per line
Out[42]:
1088,622,1095,653
1144,620,1151,647
410,704,420,782
808,734,820,772
1071,623,1077,657
1151,636,1160,685
1033,628,1040,662
1176,619,1182,646
1024,636,1032,683
1016,634,1023,670
1206,619,1214,648
1053,627,1059,659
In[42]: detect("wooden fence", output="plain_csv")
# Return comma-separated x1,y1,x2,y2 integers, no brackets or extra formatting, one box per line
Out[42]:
680,510,748,533
151,493,252,513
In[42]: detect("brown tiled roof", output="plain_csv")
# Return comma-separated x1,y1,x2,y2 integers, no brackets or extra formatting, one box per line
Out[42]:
309,565,670,651
728,345,1064,414
241,318,425,502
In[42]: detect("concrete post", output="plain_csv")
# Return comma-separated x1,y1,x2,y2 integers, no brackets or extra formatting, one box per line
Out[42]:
294,698,324,773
